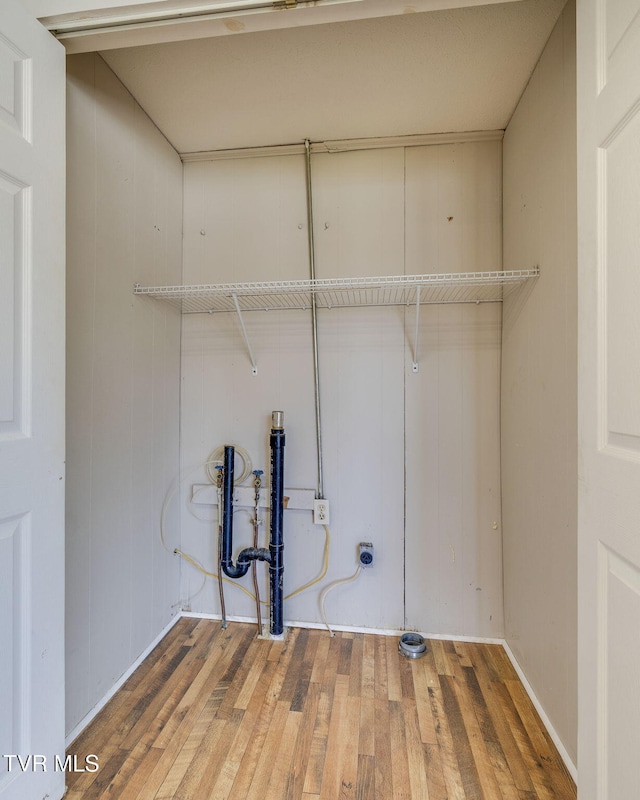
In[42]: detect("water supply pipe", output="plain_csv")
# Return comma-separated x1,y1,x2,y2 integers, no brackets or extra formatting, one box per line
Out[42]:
269,411,285,636
221,445,271,580
251,469,264,635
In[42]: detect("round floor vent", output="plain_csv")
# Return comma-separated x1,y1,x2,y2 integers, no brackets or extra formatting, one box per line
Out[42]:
398,632,427,659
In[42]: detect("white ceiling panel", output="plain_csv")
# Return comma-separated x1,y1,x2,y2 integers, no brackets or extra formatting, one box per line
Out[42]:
99,0,567,154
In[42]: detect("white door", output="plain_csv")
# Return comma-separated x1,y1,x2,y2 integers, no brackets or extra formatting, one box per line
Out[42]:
577,0,640,797
0,2,65,799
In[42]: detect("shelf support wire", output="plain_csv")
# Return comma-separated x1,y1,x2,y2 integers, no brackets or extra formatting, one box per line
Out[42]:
231,292,258,375
305,139,325,500
412,285,421,373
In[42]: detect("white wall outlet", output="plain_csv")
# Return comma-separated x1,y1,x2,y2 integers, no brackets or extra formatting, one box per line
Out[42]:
313,498,330,525
359,542,374,568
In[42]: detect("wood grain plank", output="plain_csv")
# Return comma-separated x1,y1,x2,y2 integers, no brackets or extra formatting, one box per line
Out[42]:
348,633,363,698
358,690,376,757
374,633,389,700
430,639,455,677
291,629,320,712
303,724,329,796
355,754,376,800
64,692,135,797
398,653,416,700
207,660,281,800
462,662,500,744
493,679,558,799
285,682,321,800
119,617,197,693
123,655,205,751
301,631,342,793
401,698,430,800
264,709,304,800
453,640,474,668
419,645,442,687
70,748,131,800
103,744,163,800
505,678,577,799
440,675,484,800
424,741,449,800
385,635,403,701
310,633,331,684
450,666,504,800
489,645,520,681
461,663,520,799
170,713,232,800
428,683,466,800
485,740,522,800
319,678,360,800
123,624,247,752
389,699,412,800
323,634,342,685
412,655,439,746
476,641,505,681
244,700,292,800
374,697,393,800
66,632,205,798
230,637,299,799
129,627,253,800
215,634,266,719
337,636,354,676
279,627,307,705
234,641,272,710
468,643,537,794
154,694,222,799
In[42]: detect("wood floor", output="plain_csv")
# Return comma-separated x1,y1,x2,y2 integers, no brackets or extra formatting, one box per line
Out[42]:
65,618,576,800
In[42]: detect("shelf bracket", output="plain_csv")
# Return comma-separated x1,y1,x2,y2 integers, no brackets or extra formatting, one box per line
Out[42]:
231,293,258,375
412,286,421,373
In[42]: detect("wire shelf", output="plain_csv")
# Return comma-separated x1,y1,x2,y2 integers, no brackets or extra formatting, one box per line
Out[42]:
133,268,539,314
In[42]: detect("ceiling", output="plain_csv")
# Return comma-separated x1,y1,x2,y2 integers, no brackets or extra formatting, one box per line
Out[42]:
100,0,567,154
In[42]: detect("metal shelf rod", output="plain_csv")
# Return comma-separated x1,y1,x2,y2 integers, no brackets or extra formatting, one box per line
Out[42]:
231,292,258,376
412,285,421,373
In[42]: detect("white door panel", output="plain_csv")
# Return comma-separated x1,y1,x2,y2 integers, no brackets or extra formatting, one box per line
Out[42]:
0,2,65,799
578,0,640,797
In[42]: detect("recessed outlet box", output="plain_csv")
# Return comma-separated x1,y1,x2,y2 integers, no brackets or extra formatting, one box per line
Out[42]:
313,499,330,525
359,542,374,568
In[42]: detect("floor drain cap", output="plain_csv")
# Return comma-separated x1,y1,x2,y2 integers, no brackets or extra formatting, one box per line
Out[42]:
398,632,427,659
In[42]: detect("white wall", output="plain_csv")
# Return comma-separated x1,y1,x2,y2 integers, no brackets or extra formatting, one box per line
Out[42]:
502,0,577,763
66,53,183,734
404,144,504,637
180,140,504,637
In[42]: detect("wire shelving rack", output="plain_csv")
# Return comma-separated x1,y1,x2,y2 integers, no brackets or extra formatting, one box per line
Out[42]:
134,268,539,373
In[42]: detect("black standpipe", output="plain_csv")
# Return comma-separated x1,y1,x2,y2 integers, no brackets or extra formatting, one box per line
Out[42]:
269,411,285,637
219,411,286,637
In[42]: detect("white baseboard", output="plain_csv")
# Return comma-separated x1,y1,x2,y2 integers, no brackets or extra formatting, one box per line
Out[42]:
182,610,505,643
502,640,577,784
65,613,182,748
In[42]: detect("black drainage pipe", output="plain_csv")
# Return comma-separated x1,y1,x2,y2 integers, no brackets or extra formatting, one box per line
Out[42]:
221,445,271,581
269,411,285,636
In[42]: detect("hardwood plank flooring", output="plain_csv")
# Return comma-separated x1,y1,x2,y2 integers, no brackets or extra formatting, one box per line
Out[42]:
65,619,576,799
